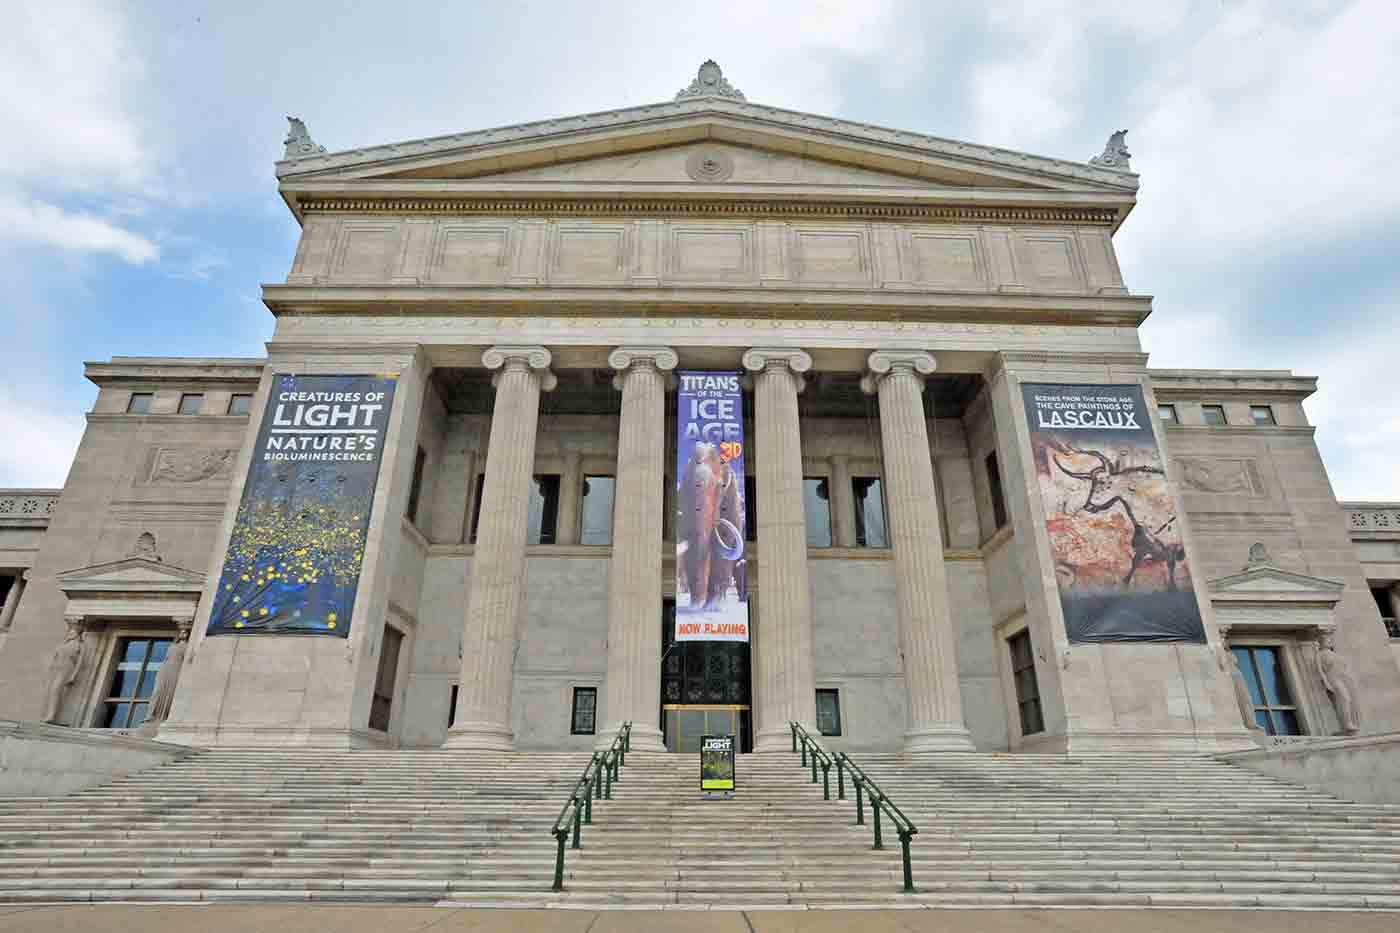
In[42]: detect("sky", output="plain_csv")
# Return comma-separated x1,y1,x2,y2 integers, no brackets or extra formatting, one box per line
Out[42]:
1,0,1396,499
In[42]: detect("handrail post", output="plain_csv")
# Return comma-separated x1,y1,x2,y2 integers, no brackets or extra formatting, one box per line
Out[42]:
790,721,798,753
898,829,915,893
871,792,884,850
613,749,622,782
552,829,568,891
624,722,631,753
799,735,808,767
854,777,864,825
605,755,614,799
820,759,831,800
583,778,593,824
594,760,603,800
836,757,846,800
571,797,582,849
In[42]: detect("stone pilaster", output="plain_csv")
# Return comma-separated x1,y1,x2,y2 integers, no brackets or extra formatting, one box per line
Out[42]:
446,346,555,750
742,348,817,751
556,451,584,545
0,573,25,632
600,347,677,751
862,351,974,751
828,455,856,548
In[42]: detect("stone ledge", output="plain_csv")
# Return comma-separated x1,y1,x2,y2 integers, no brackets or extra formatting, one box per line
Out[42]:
0,719,193,797
1218,731,1400,804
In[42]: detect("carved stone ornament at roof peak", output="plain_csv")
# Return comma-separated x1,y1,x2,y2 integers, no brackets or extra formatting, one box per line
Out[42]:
1089,129,1132,172
284,116,326,160
675,60,746,101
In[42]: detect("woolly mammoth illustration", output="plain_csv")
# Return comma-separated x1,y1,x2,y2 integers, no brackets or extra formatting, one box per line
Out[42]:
678,442,745,610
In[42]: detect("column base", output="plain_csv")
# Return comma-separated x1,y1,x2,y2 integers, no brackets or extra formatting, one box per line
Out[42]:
903,725,976,753
754,723,810,753
597,722,665,753
442,721,515,751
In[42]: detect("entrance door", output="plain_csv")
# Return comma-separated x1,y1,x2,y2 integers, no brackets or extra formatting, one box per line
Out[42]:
660,598,752,751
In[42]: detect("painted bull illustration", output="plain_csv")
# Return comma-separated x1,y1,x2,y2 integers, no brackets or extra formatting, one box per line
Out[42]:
678,442,745,610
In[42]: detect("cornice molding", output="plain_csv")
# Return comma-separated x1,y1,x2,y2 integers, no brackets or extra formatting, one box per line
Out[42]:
295,196,1119,226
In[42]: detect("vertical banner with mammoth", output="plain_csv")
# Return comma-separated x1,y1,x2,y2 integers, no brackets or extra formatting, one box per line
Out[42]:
1022,383,1206,644
676,371,749,642
207,374,397,638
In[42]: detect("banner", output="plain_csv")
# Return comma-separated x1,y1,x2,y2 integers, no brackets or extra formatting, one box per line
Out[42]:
1022,383,1206,644
207,374,397,638
676,371,749,642
700,734,737,792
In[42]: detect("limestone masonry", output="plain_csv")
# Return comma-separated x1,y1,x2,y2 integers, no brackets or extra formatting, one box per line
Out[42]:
3,62,1397,758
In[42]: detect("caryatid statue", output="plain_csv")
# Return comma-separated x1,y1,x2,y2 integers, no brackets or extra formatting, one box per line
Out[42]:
1317,634,1361,735
41,620,85,724
1220,644,1264,734
142,625,190,731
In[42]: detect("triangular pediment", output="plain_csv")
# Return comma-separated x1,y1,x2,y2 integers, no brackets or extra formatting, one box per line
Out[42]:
1209,565,1345,603
56,556,206,595
276,97,1137,199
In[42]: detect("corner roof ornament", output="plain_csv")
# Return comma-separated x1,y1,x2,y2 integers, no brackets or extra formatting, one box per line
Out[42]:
283,116,326,160
675,60,746,101
1089,129,1132,172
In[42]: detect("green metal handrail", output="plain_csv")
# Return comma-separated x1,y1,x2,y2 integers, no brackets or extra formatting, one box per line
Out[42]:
788,721,920,893
549,721,631,891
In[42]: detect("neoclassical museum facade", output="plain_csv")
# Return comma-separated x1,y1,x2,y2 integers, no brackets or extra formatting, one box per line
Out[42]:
2,63,1398,756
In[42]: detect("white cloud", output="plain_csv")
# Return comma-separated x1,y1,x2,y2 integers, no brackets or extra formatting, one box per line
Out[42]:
0,194,157,264
0,390,84,488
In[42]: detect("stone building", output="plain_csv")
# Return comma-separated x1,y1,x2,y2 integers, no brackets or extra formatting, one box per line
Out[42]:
2,62,1397,759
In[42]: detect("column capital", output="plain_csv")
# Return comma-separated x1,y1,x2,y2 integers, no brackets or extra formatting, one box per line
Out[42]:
609,347,677,389
482,345,557,391
860,350,937,394
742,348,811,393
62,614,86,633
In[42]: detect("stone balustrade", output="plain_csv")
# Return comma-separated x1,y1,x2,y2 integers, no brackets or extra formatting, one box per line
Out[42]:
0,490,60,527
1342,502,1400,536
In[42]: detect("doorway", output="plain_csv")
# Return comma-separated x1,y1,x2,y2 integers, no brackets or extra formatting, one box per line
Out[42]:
660,598,752,751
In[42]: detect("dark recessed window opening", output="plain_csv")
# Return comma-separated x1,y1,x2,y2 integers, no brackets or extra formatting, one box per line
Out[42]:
228,393,253,416
1157,404,1178,424
986,451,1009,530
127,393,153,414
368,625,403,732
448,684,459,728
804,477,832,548
744,474,757,542
815,688,842,736
177,393,203,415
1232,645,1300,736
469,474,485,543
1202,404,1228,426
1250,405,1276,426
528,474,561,544
580,475,616,545
406,446,427,526
852,477,889,548
103,637,173,729
1007,629,1044,736
571,686,597,735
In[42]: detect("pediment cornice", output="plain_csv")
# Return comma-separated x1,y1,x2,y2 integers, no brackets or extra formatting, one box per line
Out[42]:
56,556,207,596
1208,564,1345,605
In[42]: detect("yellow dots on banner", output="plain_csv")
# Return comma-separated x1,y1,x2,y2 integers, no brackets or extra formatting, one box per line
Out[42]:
327,620,337,629
224,583,233,591
232,596,241,603
240,609,250,618
241,574,250,582
235,621,245,629
259,607,269,616
327,613,338,624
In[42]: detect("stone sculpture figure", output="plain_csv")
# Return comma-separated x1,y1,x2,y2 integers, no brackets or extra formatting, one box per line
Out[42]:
283,116,326,159
142,627,189,731
1225,649,1265,733
1089,130,1132,171
1317,635,1361,735
41,622,84,724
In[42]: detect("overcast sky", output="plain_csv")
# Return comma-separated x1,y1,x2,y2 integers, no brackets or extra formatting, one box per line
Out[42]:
1,1,1396,499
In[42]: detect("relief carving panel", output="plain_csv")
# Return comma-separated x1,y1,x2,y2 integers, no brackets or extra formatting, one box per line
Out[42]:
1016,231,1085,290
1175,457,1265,496
551,224,628,281
667,225,753,281
430,223,512,282
902,229,986,289
148,447,237,484
791,228,870,283
333,223,403,280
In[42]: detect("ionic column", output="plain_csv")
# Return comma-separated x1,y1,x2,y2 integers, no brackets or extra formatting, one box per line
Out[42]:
742,348,817,751
828,455,856,548
862,350,973,751
0,573,25,632
600,347,677,751
556,451,584,546
446,346,555,749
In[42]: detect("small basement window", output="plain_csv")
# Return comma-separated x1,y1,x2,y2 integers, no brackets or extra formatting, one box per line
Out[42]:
571,687,597,735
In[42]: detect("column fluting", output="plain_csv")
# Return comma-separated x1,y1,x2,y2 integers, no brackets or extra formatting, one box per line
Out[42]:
600,347,677,750
862,350,974,752
742,348,817,752
446,345,555,750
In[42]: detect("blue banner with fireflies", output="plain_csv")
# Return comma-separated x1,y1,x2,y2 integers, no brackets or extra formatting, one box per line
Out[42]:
206,374,397,638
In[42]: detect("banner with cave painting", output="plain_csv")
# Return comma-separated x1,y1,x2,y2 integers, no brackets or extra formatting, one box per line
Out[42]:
675,371,749,642
206,374,397,638
1021,383,1206,644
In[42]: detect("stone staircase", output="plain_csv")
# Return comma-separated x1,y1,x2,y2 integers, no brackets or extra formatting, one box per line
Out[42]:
0,746,1397,907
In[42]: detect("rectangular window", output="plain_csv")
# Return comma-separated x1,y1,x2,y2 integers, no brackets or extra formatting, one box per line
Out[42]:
1007,630,1044,736
1202,404,1228,426
1157,404,1178,424
1372,586,1400,639
102,637,172,729
126,392,153,414
406,446,427,526
852,477,889,548
368,625,404,732
803,477,833,548
744,474,757,542
448,684,459,728
580,475,616,545
469,474,485,543
1232,645,1301,736
1250,405,1276,426
227,393,253,416
815,688,842,736
177,393,203,415
527,474,561,545
571,686,597,735
986,452,1008,530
